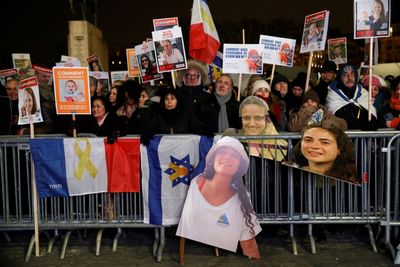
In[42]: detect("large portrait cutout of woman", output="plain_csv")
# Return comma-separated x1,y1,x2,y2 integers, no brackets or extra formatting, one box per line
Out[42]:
287,123,360,185
176,136,262,259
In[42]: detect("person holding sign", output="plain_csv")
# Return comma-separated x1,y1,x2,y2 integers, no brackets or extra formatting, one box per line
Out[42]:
160,39,184,64
326,64,379,130
177,136,261,259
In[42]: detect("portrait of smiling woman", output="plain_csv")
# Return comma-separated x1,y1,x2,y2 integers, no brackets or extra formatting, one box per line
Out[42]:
293,123,359,184
177,136,261,259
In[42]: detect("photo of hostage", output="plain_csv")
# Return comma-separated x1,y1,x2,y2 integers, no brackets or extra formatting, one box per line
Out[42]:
63,80,84,102
20,87,38,116
176,136,262,259
292,123,359,185
159,39,184,65
303,22,322,46
246,49,262,74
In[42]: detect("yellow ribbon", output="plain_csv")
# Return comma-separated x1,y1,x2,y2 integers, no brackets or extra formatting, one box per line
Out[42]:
73,139,98,180
168,162,188,181
201,7,216,32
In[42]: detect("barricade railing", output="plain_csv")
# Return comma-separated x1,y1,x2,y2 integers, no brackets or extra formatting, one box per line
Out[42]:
382,133,400,264
0,131,399,261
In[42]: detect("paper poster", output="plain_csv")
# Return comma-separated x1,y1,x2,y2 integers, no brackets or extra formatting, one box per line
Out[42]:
135,41,163,83
32,65,53,87
153,17,179,31
17,77,43,125
90,71,110,95
61,55,79,62
110,71,129,85
223,44,263,74
354,0,390,38
12,53,34,78
56,61,81,67
0,68,18,87
126,48,140,77
327,37,348,65
152,26,187,72
300,10,330,53
52,67,91,114
259,35,296,67
87,54,103,71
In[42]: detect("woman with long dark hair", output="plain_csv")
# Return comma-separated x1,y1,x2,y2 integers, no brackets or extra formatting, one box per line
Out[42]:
177,136,261,259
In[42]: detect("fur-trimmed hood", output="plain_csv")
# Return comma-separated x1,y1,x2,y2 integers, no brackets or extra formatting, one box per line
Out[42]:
176,59,210,87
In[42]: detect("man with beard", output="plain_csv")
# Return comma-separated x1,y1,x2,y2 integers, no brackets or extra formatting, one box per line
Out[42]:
326,64,379,130
314,60,336,105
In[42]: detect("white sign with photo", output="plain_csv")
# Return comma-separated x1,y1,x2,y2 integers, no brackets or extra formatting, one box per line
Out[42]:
223,44,263,74
259,35,296,67
18,77,43,125
300,10,330,53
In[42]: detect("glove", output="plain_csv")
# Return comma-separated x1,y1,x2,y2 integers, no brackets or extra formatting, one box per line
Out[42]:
107,130,120,144
140,132,153,146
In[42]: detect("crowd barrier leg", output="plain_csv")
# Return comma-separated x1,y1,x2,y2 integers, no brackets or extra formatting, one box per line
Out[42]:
47,229,60,254
289,225,298,255
153,228,159,257
395,244,400,264
366,224,378,252
25,233,36,262
60,230,72,259
95,228,104,256
156,226,165,262
2,232,11,242
308,224,316,254
112,227,122,252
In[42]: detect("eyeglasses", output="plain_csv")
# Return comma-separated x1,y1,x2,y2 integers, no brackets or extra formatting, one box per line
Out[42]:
241,115,266,122
185,73,199,79
141,59,148,63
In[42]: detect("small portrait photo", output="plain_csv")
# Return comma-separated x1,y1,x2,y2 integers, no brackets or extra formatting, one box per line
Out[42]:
246,49,263,74
61,79,85,102
19,87,39,117
89,60,102,72
303,21,323,46
278,42,293,66
155,38,185,66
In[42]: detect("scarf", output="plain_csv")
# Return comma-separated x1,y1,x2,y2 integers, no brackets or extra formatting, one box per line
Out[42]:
326,80,377,117
215,91,232,133
390,95,400,111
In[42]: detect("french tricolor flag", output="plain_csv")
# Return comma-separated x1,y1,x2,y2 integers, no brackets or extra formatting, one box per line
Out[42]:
189,0,220,64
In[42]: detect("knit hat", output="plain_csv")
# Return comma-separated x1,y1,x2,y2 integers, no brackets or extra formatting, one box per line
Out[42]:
321,60,337,72
251,80,271,95
361,75,384,88
205,136,249,177
301,89,320,106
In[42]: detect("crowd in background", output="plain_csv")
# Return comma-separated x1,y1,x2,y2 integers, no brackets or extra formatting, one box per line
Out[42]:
1,58,400,143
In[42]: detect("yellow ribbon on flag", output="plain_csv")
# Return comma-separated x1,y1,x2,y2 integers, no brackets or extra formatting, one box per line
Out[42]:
168,162,188,181
74,139,98,180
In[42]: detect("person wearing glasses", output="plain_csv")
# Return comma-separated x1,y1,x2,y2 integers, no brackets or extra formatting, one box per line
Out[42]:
140,54,159,82
176,59,211,109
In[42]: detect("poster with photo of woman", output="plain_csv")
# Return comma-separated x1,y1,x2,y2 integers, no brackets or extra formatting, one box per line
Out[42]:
17,77,43,125
135,41,163,83
354,0,390,38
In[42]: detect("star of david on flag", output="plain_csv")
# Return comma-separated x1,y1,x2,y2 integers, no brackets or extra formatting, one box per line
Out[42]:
164,155,194,187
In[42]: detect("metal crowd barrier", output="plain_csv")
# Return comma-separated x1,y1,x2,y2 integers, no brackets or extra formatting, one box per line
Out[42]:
382,133,400,264
0,131,399,262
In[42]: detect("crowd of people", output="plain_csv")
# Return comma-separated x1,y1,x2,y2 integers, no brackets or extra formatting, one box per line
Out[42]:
1,58,400,141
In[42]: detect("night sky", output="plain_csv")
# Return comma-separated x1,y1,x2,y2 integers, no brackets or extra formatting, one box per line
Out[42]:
1,0,398,69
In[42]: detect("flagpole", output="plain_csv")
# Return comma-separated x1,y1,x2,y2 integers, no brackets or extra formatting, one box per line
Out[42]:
237,29,245,101
368,37,373,121
305,51,313,93
30,119,40,256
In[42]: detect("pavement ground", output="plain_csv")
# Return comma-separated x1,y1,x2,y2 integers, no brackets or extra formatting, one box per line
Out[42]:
0,225,397,266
